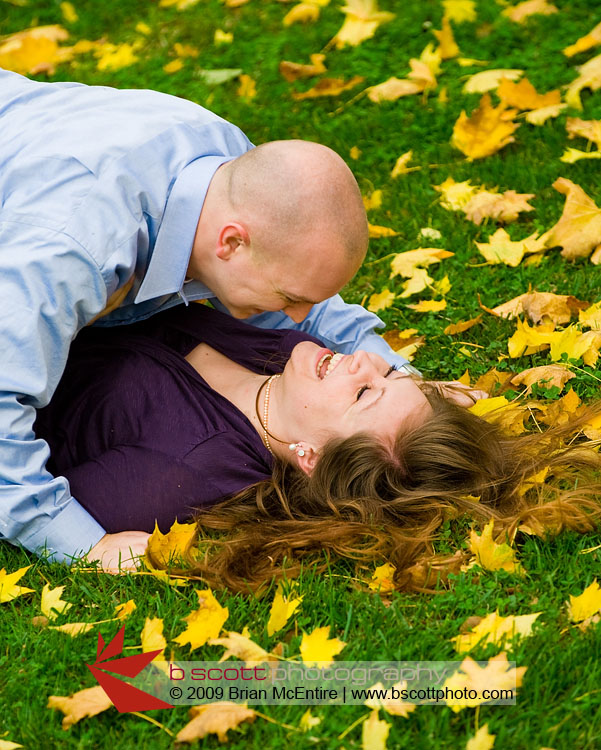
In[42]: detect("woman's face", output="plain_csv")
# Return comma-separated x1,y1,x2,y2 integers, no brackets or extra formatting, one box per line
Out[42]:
273,341,433,453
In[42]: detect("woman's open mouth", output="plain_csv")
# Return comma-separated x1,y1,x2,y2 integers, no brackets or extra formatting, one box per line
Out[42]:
316,351,344,379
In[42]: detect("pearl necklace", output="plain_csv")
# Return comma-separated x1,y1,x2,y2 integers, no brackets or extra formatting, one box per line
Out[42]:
255,374,281,455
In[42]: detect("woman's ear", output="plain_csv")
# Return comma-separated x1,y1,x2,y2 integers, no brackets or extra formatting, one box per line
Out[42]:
294,445,319,476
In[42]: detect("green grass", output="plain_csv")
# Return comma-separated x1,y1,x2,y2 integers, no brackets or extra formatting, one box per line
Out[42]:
2,0,601,747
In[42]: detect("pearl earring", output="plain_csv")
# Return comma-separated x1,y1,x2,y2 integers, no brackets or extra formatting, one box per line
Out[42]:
288,443,305,457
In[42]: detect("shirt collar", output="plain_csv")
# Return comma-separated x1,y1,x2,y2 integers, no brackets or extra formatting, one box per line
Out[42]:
135,154,235,304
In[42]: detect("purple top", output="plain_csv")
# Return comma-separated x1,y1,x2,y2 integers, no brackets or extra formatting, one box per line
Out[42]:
34,305,322,533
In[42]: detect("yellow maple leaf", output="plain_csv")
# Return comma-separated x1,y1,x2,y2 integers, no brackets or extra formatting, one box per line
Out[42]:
506,318,554,358
267,581,303,636
538,387,581,427
41,583,73,621
238,74,256,99
292,76,364,100
333,0,395,49
283,0,329,26
545,178,601,259
60,2,78,23
214,29,234,45
463,69,523,94
444,314,483,335
451,611,541,653
163,58,184,74
568,580,601,622
442,0,476,23
475,227,547,266
525,102,567,125
95,42,139,72
368,289,396,312
433,15,460,59
300,625,346,666
511,364,575,392
565,53,601,110
502,0,558,23
564,20,601,57
173,42,199,58
444,652,527,711
174,589,229,651
135,22,152,35
0,25,71,76
452,94,520,159
469,520,523,574
560,148,601,164
435,177,480,210
467,724,496,750
279,53,327,82
566,117,601,148
0,565,34,604
368,223,398,238
368,562,397,592
400,269,432,297
176,702,256,743
141,616,167,665
391,150,419,177
362,710,390,750
463,190,535,225
114,599,137,620
208,630,269,665
363,189,383,211
47,685,113,729
406,299,447,312
363,680,417,717
390,247,453,278
497,76,560,110
579,301,601,330
146,519,197,568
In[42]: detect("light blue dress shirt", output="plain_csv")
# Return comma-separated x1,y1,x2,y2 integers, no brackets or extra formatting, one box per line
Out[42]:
0,68,412,564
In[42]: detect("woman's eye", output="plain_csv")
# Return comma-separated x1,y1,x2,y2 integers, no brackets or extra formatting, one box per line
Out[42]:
356,385,369,400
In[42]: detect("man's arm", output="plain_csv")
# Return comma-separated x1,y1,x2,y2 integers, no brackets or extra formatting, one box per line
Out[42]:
212,294,421,374
0,221,117,562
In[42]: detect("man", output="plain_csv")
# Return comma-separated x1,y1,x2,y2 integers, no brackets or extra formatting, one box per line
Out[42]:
0,68,419,572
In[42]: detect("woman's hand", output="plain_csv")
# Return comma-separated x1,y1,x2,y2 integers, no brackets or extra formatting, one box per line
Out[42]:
431,381,489,407
85,531,150,574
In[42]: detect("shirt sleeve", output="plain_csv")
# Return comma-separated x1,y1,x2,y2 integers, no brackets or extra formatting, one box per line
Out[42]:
0,220,109,562
212,294,421,373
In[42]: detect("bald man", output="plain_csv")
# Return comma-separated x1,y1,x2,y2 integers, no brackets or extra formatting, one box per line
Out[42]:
0,69,415,571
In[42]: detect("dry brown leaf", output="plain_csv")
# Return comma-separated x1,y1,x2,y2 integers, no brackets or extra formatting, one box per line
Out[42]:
564,20,601,58
488,291,588,325
292,75,364,99
463,189,535,224
176,702,256,743
502,0,558,23
497,77,561,110
511,364,575,391
451,94,520,159
279,53,326,81
444,314,483,335
545,177,601,260
473,368,515,395
47,685,113,729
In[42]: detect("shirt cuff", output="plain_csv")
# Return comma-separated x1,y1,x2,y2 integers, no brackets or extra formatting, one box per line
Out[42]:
20,499,106,564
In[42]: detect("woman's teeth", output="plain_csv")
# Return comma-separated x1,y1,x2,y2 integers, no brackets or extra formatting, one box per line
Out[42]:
316,352,344,379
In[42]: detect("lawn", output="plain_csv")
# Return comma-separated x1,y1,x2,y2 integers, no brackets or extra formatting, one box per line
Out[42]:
1,0,601,747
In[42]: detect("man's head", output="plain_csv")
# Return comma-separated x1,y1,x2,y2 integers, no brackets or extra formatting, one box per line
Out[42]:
189,140,368,320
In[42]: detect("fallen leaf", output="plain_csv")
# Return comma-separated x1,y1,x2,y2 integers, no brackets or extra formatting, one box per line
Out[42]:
565,53,601,110
497,76,560,110
489,291,588,325
362,710,390,750
444,652,526,710
400,268,432,298
525,102,567,125
0,739,24,750
60,2,78,23
419,227,442,240
502,0,558,23
332,0,395,49
451,611,541,653
466,724,496,750
47,685,113,729
442,0,476,23
299,708,322,730
141,617,167,669
0,25,71,75
283,0,329,26
566,117,601,148
368,563,397,593
435,177,480,210
173,589,229,651
176,702,256,743
208,630,270,665
363,189,383,210
292,75,364,99
350,146,361,159
469,520,523,574
163,58,184,74
506,318,554,357
279,53,327,81
368,223,398,238
452,94,520,159
48,622,99,636
300,625,346,666
390,247,453,278
563,20,601,57
560,148,601,164
463,68,523,94
363,680,417,717
267,581,303,636
0,565,34,603
406,299,447,312
41,583,73,620
173,42,199,57
160,0,200,8
146,519,196,568
568,579,601,622
368,289,396,312
545,177,601,260
95,42,139,72
579,301,601,330
214,29,234,44
538,387,581,426
391,150,419,177
511,364,575,391
444,314,483,335
135,22,152,35
115,600,137,620
198,68,243,85
433,15,460,59
367,76,424,102
237,73,256,98
475,227,548,266
463,189,535,225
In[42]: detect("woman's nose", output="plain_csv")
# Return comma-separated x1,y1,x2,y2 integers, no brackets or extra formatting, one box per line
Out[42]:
347,350,373,375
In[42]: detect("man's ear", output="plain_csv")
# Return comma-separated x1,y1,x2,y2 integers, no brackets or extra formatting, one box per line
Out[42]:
216,222,250,260
295,446,320,476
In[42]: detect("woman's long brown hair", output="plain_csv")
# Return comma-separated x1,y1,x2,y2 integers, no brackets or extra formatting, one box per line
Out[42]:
147,385,601,594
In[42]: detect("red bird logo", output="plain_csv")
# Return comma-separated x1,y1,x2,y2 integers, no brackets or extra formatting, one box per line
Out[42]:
87,625,174,712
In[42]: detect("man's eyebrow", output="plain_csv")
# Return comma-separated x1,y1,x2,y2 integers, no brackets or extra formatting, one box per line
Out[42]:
276,289,320,305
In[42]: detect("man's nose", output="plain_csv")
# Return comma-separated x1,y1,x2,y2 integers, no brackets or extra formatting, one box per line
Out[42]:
283,302,314,323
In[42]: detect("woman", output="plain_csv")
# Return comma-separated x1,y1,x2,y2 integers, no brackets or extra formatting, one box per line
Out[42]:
35,304,601,592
